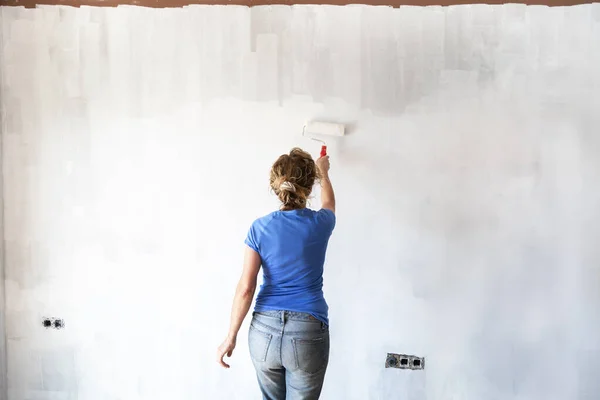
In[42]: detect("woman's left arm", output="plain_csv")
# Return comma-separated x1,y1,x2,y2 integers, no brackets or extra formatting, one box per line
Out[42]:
217,245,261,368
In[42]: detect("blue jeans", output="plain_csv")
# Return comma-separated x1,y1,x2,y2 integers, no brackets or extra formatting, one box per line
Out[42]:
248,311,330,400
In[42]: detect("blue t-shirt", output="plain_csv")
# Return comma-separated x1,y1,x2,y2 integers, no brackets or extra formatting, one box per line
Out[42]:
245,208,336,325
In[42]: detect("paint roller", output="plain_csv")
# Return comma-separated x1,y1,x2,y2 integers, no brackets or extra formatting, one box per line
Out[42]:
302,121,346,157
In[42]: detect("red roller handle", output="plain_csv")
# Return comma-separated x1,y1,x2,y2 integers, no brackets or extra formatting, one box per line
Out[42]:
320,145,327,158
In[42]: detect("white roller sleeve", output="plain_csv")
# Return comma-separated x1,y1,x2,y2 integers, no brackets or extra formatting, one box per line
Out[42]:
304,121,345,137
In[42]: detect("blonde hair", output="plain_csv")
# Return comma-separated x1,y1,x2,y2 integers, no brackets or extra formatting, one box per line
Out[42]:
270,148,319,210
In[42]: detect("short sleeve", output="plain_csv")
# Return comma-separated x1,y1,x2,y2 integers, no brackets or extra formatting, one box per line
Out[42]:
244,223,260,253
317,208,336,233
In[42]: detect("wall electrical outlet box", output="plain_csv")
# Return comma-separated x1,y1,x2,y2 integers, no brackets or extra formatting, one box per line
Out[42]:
385,353,424,370
42,317,65,329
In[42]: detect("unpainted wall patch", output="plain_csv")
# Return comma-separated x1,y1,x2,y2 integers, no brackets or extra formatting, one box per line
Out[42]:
0,0,592,8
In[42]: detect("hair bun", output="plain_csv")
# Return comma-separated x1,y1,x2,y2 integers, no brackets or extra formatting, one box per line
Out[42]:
270,148,316,210
279,181,297,193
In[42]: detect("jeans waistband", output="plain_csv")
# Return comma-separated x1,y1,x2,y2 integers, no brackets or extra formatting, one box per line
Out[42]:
254,310,319,322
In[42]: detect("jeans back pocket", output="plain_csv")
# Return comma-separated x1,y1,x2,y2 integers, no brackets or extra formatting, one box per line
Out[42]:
249,325,273,362
292,334,329,374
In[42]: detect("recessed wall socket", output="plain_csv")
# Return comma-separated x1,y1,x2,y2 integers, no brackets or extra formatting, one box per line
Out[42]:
385,353,425,370
42,317,65,329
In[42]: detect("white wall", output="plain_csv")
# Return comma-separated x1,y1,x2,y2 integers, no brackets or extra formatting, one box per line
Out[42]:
1,9,9,396
2,3,600,399
0,87,7,400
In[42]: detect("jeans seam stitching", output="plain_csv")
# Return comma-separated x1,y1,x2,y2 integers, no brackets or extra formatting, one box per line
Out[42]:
249,326,273,362
251,318,279,335
292,339,300,369
261,335,272,362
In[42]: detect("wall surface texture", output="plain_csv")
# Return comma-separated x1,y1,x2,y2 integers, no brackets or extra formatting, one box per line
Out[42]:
0,80,6,400
1,10,8,397
1,3,600,400
1,0,595,10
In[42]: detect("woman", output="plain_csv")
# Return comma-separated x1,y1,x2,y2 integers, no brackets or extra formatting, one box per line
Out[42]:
217,147,336,400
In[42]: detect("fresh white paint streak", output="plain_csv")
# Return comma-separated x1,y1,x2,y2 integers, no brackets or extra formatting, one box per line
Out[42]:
1,3,600,400
304,121,346,137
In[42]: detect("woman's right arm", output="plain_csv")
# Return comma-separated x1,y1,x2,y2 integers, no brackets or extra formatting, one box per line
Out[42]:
317,156,335,213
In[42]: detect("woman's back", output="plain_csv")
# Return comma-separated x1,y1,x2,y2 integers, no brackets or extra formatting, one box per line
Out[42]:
245,208,336,325
218,147,336,399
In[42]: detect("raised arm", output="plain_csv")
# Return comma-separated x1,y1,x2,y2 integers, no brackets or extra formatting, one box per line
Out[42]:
317,155,335,213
